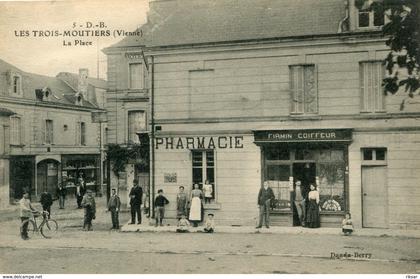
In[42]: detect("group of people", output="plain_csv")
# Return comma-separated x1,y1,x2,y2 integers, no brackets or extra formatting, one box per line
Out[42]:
257,180,354,235
127,179,216,232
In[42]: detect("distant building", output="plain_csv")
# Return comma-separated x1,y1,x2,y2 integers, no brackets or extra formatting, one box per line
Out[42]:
0,59,107,205
104,0,420,229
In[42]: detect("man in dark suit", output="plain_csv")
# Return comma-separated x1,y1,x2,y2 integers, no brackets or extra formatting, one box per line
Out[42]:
256,181,275,229
40,190,53,219
129,179,143,224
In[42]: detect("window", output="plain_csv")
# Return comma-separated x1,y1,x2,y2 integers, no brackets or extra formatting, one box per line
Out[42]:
10,116,21,145
289,65,318,114
362,148,387,162
360,61,386,112
192,150,215,199
128,111,146,143
45,120,53,144
80,122,86,145
129,63,144,89
13,76,21,95
357,0,385,28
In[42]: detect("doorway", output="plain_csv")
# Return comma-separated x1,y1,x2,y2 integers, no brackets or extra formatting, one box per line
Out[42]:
37,160,59,195
362,166,388,228
292,162,316,226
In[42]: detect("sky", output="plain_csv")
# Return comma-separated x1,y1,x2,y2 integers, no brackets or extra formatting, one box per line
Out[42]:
0,0,149,79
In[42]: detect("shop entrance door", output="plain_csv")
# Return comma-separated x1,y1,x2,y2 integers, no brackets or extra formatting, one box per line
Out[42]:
37,160,59,195
362,166,388,228
292,163,316,226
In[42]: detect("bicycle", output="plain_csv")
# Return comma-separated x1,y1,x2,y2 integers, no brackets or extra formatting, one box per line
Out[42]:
20,211,58,239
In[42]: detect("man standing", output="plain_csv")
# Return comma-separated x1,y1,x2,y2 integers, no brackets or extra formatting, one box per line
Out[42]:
256,181,275,229
129,179,143,224
294,180,306,226
40,190,53,219
57,183,67,209
107,189,121,230
75,178,86,209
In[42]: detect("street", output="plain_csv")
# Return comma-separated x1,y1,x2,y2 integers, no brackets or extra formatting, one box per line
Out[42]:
0,199,419,274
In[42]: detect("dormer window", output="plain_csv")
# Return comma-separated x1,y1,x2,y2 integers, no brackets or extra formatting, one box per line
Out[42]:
11,73,22,96
357,0,385,28
75,93,83,106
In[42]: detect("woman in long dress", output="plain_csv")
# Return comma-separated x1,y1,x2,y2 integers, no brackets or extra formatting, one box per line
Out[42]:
189,183,204,227
176,186,188,220
306,184,320,228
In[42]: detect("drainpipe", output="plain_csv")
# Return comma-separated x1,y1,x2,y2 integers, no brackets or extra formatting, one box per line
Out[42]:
150,55,155,219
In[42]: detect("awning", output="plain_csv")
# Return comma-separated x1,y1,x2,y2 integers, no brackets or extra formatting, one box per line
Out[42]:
253,128,353,144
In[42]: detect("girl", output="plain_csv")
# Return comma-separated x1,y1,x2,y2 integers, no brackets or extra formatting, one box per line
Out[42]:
342,212,354,235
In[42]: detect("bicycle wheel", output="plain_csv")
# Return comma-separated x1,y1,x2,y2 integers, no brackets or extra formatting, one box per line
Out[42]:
40,219,58,238
20,219,36,239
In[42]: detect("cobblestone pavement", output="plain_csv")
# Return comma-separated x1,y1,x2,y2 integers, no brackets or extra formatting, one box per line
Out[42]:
0,198,419,274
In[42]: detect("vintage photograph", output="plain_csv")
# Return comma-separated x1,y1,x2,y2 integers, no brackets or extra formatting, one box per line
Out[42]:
0,0,419,276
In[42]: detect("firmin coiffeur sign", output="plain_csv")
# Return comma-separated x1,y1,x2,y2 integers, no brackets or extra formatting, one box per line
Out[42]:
254,129,353,143
155,136,244,149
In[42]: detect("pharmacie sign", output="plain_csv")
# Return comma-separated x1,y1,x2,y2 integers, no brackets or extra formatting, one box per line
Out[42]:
155,136,244,149
254,129,352,143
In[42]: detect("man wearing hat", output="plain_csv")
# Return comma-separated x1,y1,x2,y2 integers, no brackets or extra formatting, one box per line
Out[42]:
107,188,121,229
129,179,143,224
81,189,96,231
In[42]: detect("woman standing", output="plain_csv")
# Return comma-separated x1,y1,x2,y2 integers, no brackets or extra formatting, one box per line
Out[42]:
189,183,204,227
176,186,188,220
306,184,320,228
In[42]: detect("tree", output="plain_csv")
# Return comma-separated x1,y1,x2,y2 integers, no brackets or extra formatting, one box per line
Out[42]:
365,0,419,103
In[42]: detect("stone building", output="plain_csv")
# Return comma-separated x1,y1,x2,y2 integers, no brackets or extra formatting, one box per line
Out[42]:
0,59,107,205
104,0,420,229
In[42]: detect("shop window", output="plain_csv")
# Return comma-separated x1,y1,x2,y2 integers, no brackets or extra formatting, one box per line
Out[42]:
357,0,385,28
128,110,146,144
10,116,22,145
265,147,290,161
289,64,318,114
360,61,386,113
265,164,291,211
45,119,53,144
129,63,144,89
192,150,215,199
362,148,387,164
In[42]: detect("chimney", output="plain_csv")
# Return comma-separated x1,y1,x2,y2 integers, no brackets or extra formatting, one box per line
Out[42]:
78,68,89,98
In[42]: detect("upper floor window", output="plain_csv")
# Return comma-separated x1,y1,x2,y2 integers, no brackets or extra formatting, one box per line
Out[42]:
360,61,386,113
128,110,146,143
129,63,144,89
80,122,86,145
357,0,385,28
10,116,22,145
45,119,53,144
289,64,318,114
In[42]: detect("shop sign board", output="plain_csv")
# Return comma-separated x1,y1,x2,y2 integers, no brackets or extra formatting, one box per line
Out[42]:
254,129,352,143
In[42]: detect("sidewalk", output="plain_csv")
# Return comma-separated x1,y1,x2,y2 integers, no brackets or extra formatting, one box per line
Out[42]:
120,222,420,239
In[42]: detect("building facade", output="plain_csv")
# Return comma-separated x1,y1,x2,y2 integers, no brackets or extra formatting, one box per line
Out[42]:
0,59,106,205
105,0,420,229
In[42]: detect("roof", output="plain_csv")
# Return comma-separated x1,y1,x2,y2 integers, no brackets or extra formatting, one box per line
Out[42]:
0,59,97,109
108,0,346,49
56,72,107,90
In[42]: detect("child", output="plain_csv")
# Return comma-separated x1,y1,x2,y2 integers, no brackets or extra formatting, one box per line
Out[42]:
203,213,215,233
342,212,354,236
154,189,169,227
203,180,213,204
176,214,190,233
81,189,96,231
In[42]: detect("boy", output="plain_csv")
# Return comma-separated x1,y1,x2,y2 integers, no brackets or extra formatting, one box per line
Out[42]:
81,189,96,231
19,192,36,240
107,189,121,230
203,213,215,233
176,214,190,233
154,189,169,227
